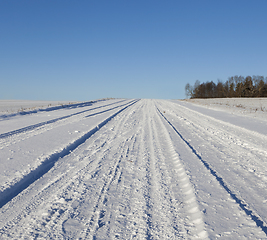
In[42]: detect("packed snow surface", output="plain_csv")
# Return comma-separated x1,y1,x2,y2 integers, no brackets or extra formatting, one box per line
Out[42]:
0,98,267,239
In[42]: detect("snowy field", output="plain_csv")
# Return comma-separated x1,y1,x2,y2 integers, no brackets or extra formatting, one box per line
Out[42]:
184,98,267,121
0,100,80,115
0,98,267,239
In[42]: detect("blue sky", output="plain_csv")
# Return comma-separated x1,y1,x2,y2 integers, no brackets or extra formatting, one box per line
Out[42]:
1,0,267,101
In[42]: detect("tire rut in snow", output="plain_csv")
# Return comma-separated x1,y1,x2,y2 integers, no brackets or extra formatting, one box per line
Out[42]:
77,101,147,239
0,100,141,238
0,100,139,210
0,100,133,150
63,102,145,239
81,100,192,239
78,136,136,239
157,106,267,237
148,107,187,238
0,99,128,139
152,102,208,239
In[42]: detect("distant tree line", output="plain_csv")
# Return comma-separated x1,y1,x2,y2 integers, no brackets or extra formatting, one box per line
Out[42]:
185,75,267,98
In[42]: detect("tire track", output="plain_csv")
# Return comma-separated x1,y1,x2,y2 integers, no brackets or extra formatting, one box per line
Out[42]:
143,106,157,239
156,106,267,237
0,99,128,139
78,135,135,239
117,101,158,239
148,104,187,238
0,100,133,150
0,100,139,210
163,101,267,161
67,102,145,239
166,101,267,193
74,101,146,239
105,101,151,239
0,100,96,120
84,101,147,239
0,99,142,238
152,102,208,239
81,103,145,239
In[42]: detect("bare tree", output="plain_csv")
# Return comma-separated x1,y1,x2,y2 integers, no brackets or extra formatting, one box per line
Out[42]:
185,83,193,98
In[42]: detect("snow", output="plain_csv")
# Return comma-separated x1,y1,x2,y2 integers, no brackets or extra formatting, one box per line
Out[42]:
184,98,267,121
0,98,267,239
0,100,78,114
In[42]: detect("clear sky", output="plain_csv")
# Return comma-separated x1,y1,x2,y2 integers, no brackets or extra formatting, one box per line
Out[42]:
1,0,267,101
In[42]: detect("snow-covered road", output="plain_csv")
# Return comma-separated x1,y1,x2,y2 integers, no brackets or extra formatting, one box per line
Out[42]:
0,99,267,239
